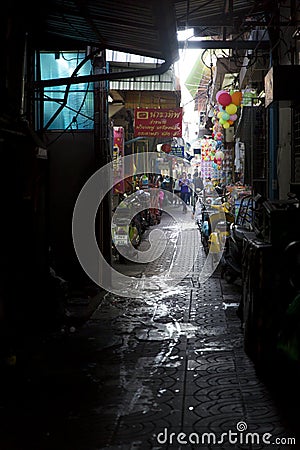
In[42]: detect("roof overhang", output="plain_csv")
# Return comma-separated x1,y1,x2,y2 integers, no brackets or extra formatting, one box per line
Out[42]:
8,0,179,64
178,40,270,50
174,0,273,38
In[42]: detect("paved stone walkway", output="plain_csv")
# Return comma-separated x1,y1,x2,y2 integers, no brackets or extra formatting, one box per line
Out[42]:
0,209,299,450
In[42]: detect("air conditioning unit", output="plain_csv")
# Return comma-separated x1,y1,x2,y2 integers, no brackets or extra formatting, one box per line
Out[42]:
264,65,300,107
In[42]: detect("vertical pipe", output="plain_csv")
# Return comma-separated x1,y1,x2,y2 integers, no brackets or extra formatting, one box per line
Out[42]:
93,50,112,284
35,50,44,131
250,101,254,195
20,32,28,118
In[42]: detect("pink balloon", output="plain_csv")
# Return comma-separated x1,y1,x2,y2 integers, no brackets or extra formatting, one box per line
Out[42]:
216,90,227,102
218,92,232,107
230,114,237,121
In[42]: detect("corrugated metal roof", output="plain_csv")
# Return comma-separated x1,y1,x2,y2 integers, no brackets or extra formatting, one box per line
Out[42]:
109,63,177,91
110,74,176,92
15,0,179,63
174,0,269,37
9,0,274,67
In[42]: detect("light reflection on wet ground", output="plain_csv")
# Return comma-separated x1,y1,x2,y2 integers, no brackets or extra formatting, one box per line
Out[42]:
0,210,298,450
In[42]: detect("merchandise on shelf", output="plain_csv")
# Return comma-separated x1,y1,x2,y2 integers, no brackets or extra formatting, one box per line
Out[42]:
221,148,234,185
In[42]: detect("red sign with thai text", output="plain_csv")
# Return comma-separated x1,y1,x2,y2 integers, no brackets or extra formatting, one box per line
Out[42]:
134,108,183,138
113,127,125,194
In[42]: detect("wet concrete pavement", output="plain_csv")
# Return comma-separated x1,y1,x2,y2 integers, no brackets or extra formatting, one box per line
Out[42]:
0,208,299,449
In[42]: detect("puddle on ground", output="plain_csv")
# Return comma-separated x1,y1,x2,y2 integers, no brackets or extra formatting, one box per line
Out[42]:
136,322,199,341
222,302,240,310
194,344,231,352
135,322,227,341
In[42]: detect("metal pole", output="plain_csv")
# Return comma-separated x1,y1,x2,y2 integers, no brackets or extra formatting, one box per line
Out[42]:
93,50,112,287
250,99,254,196
20,32,28,118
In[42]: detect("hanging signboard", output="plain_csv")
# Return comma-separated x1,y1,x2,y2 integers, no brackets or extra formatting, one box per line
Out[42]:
170,146,184,158
113,127,125,194
134,108,183,138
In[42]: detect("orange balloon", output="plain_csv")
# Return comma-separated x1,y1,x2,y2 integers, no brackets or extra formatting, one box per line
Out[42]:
228,120,234,125
231,91,242,106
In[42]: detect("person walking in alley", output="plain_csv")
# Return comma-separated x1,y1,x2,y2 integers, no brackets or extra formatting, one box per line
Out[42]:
193,171,204,192
173,177,181,206
192,171,204,215
161,175,173,206
187,173,193,205
179,171,191,213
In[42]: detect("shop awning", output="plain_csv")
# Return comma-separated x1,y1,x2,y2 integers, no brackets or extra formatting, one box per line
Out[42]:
184,54,211,99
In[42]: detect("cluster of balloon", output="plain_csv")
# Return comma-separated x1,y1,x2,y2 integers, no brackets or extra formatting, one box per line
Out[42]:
211,121,225,170
215,90,242,129
213,149,225,170
201,138,216,162
211,128,224,150
199,138,224,171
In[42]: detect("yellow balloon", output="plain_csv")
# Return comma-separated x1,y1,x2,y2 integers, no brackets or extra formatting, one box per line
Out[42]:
223,121,230,129
225,103,237,115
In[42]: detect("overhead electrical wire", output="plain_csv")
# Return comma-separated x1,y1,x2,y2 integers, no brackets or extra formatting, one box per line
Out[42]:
47,80,91,147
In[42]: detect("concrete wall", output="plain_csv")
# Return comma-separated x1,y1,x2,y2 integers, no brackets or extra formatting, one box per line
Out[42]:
46,131,95,283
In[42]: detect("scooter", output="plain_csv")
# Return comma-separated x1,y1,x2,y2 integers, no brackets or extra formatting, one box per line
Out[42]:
112,191,150,263
207,200,235,256
112,207,136,263
195,188,233,256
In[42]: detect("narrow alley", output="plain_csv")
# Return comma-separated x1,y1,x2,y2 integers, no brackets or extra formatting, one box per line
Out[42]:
0,209,299,450
2,2,300,450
